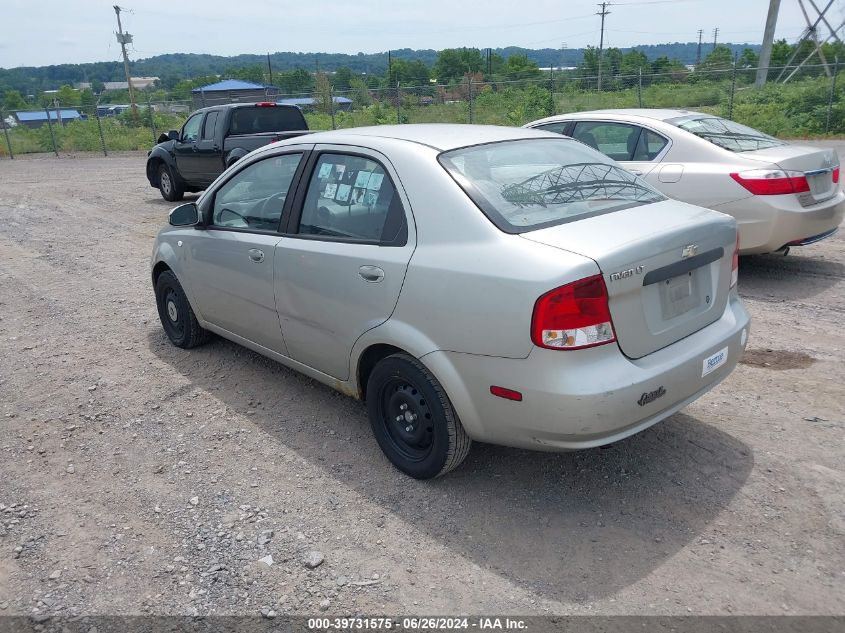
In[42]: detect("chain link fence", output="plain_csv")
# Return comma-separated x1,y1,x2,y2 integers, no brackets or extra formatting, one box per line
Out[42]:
1,63,842,159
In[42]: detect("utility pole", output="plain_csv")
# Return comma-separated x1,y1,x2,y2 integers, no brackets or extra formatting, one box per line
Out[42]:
712,27,719,51
756,0,781,86
267,52,273,84
696,29,703,66
113,5,137,118
596,2,611,90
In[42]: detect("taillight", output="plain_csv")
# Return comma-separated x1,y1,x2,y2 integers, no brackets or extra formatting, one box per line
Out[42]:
833,166,840,184
531,275,616,350
730,233,740,288
730,169,809,195
255,102,277,107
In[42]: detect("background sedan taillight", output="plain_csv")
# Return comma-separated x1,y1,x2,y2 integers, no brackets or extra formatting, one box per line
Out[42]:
531,275,616,350
730,169,810,195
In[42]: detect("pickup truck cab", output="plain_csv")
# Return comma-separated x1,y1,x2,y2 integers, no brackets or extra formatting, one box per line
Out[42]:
146,102,310,201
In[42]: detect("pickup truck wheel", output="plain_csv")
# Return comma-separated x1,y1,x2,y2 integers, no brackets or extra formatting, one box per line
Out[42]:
366,354,471,479
158,164,184,202
155,271,210,348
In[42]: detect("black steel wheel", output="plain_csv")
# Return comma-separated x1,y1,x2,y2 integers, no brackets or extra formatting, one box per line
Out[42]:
154,270,209,349
158,163,184,202
366,354,471,479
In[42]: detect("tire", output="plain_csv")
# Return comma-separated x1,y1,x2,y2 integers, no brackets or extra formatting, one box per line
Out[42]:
366,353,471,479
158,163,184,202
154,270,210,349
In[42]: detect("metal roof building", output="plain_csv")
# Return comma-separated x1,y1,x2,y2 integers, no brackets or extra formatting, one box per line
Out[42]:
276,96,353,112
14,109,85,128
191,79,279,108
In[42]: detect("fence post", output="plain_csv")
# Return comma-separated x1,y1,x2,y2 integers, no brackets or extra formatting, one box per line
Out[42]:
44,107,59,157
146,94,157,144
396,81,401,124
826,57,838,134
637,68,643,107
0,108,13,159
330,86,337,130
728,52,738,120
95,109,108,157
548,67,555,116
468,77,474,124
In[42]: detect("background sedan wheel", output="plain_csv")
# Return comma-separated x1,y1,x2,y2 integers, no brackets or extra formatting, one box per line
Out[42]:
154,270,209,348
158,164,184,202
367,353,471,479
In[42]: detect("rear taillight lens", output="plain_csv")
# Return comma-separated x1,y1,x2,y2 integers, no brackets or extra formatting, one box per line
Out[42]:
730,233,740,288
833,166,840,184
531,275,616,350
255,102,277,107
730,169,810,195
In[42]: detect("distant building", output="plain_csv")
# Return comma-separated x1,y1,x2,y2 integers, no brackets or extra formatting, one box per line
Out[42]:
14,109,85,128
276,96,353,112
77,77,160,91
191,80,279,109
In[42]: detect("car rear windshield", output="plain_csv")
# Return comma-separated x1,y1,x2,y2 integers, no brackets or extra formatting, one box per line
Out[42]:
228,106,306,135
438,138,666,233
669,115,786,152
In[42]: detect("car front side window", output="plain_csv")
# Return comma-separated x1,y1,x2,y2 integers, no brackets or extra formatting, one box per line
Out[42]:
211,153,303,231
181,113,203,143
295,153,407,245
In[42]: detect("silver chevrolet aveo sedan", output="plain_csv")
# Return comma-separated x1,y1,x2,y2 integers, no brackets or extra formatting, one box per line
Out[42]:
151,124,750,479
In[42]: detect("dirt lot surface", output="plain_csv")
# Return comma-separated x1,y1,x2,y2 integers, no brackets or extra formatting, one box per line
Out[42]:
0,148,843,619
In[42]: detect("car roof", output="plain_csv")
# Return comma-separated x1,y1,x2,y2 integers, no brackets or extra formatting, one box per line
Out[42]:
280,124,559,152
530,108,708,124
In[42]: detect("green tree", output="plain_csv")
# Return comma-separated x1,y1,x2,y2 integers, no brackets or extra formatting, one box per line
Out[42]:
504,54,541,80
620,50,650,76
738,48,758,69
3,89,27,111
389,59,430,87
79,88,96,114
229,65,265,84
698,46,734,75
57,84,81,106
349,77,372,108
433,48,484,83
278,69,312,95
333,66,354,91
313,73,333,114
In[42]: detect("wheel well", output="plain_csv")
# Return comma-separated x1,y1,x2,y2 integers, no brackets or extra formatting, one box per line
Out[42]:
151,261,172,286
148,157,163,185
357,344,405,400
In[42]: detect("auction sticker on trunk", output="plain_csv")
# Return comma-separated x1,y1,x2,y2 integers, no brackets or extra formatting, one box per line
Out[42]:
702,346,729,377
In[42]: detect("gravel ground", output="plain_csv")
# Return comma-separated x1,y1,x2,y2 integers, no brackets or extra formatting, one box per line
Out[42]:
0,148,843,618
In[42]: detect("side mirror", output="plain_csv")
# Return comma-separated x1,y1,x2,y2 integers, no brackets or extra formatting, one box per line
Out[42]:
169,202,199,226
167,129,179,141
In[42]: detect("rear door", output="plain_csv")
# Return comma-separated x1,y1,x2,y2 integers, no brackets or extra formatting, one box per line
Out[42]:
184,149,308,354
570,120,663,178
194,109,223,183
274,146,415,380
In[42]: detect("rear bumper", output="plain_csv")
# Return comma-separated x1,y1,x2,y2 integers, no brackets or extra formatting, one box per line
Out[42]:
422,294,750,451
716,190,845,254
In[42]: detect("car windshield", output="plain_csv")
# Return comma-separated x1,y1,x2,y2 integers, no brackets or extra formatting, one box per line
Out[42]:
670,115,786,152
438,138,666,233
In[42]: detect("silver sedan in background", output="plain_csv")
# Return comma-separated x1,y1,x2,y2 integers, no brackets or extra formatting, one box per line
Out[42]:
151,125,749,479
525,109,845,255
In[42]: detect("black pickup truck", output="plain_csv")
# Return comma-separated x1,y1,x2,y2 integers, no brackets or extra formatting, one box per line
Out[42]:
146,102,310,201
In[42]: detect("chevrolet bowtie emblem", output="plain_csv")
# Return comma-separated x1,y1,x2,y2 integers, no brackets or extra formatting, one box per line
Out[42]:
681,244,698,259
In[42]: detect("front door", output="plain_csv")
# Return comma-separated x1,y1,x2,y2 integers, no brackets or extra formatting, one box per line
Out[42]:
274,148,415,380
183,150,306,354
172,112,205,184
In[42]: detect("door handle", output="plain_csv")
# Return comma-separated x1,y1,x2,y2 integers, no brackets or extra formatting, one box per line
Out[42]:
358,265,385,283
628,169,644,176
248,248,265,263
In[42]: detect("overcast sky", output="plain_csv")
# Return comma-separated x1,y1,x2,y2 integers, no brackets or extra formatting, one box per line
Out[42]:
0,0,834,69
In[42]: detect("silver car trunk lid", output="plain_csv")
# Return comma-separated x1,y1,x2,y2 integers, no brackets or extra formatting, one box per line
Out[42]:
521,200,736,359
742,145,839,205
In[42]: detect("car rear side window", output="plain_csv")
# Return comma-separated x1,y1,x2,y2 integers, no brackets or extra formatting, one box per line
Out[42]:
439,138,665,234
202,111,218,141
572,121,644,161
211,153,303,231
294,153,407,245
534,122,569,135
